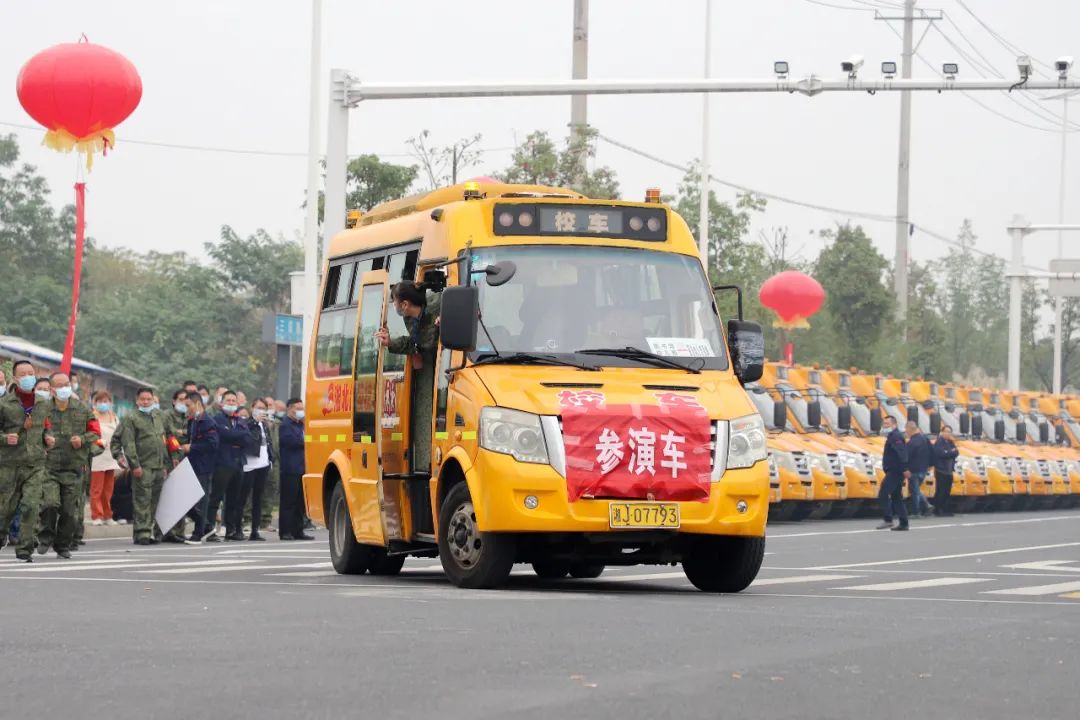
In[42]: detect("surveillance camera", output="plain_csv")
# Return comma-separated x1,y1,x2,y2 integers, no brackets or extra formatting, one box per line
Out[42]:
841,55,865,76
1057,56,1074,78
1017,55,1033,78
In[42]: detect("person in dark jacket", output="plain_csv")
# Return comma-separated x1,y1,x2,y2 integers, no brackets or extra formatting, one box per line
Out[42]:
876,415,910,530
905,421,933,517
183,393,219,542
238,398,274,541
278,398,312,540
932,425,960,517
206,390,249,541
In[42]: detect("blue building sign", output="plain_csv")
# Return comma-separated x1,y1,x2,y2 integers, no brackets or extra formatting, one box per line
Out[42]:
262,313,304,347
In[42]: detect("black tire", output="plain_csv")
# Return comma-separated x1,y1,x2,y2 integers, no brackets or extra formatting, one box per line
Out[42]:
568,562,605,579
328,482,373,575
531,559,570,579
438,482,515,589
368,549,406,576
789,502,815,521
682,535,766,593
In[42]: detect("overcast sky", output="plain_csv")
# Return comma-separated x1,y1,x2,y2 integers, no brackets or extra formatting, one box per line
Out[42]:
3,0,1079,273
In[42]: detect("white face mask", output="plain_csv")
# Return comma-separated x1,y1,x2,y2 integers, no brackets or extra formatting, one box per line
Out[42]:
0,386,6,398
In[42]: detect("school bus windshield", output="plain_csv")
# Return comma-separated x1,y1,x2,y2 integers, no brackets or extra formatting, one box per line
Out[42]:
469,244,728,370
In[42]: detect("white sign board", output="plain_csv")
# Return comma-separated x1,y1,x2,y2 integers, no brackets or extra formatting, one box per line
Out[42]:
155,458,206,533
1048,259,1080,297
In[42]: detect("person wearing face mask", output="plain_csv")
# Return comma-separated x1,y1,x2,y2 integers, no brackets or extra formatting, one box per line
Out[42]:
375,281,441,473
37,373,101,558
208,386,229,417
157,389,192,543
0,368,16,546
278,398,312,540
111,387,168,545
238,399,274,541
0,361,54,562
196,384,212,410
206,390,249,541
181,393,218,541
89,391,122,526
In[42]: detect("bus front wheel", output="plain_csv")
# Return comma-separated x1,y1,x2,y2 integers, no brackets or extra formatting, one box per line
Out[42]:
682,535,765,593
328,482,373,575
438,483,515,589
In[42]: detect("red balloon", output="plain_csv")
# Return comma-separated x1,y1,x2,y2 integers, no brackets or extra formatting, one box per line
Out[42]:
16,40,141,165
758,270,825,329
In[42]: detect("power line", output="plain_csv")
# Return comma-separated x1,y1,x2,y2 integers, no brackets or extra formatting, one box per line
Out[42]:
0,120,515,160
953,0,1056,76
599,133,895,221
800,0,876,12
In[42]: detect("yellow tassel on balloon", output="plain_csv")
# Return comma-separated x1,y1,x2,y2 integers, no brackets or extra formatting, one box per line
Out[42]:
772,316,812,330
42,127,116,171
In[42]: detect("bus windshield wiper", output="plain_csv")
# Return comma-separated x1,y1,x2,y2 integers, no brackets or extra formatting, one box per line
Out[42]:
473,351,598,371
574,346,703,374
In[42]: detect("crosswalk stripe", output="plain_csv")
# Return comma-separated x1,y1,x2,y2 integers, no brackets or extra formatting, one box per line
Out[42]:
217,548,327,555
9,559,256,573
751,574,861,586
983,580,1080,596
266,570,339,578
136,561,332,575
836,577,991,591
594,571,686,582
1002,560,1080,573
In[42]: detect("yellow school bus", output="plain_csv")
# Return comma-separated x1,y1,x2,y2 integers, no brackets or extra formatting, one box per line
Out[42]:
303,180,769,590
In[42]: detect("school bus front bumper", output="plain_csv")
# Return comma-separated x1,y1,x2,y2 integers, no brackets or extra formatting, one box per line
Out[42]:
468,448,769,536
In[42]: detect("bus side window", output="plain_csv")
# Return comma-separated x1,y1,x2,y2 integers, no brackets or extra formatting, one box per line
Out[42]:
386,249,419,283
353,284,384,439
349,259,375,305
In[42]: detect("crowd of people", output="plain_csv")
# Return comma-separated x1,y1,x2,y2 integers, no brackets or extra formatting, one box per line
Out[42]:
876,416,960,531
0,360,311,563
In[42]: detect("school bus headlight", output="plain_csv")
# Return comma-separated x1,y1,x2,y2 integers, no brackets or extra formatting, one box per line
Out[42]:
480,407,550,465
772,450,797,472
726,414,767,469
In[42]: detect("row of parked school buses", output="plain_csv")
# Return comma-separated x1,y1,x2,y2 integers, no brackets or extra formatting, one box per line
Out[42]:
747,362,1080,520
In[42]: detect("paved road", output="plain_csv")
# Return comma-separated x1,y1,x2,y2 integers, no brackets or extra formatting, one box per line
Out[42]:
3,510,1079,720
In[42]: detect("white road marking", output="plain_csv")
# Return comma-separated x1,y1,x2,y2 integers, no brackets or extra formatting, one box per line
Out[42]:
765,566,1080,578
769,514,1080,539
596,572,686,582
216,548,328,555
983,580,1080,596
7,559,258,573
134,561,332,575
836,577,991,591
811,542,1080,570
266,570,339,578
751,574,861,586
1002,560,1080,573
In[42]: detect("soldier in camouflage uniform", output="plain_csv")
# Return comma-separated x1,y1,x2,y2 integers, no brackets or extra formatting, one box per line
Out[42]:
160,389,190,542
0,360,53,562
111,387,167,545
37,373,100,558
375,281,441,473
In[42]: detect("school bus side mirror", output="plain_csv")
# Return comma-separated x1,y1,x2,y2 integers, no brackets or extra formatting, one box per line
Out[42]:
1039,422,1049,443
1015,421,1026,443
726,319,763,385
906,405,919,423
772,400,787,430
806,400,822,429
929,413,942,436
994,419,1006,442
869,407,883,433
837,404,852,431
971,414,983,438
439,286,479,352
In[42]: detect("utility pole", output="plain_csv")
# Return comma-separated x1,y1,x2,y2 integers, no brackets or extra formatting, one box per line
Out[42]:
301,0,322,396
699,0,712,265
893,0,915,323
875,2,939,322
1054,97,1067,394
570,0,589,187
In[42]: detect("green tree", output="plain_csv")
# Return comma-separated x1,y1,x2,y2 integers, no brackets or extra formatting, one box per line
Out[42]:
499,127,619,199
0,133,76,348
407,130,483,189
905,261,948,379
345,154,419,212
812,224,894,369
206,226,302,311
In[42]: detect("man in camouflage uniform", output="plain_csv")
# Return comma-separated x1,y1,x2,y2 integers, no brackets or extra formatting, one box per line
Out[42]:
160,389,190,542
0,360,53,562
37,372,100,558
111,387,167,545
68,371,91,548
376,281,441,473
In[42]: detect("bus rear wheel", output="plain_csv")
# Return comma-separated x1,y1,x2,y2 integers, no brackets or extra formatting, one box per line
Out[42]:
532,559,570,579
328,482,373,575
369,549,406,576
438,483,515,589
682,535,765,593
569,562,605,579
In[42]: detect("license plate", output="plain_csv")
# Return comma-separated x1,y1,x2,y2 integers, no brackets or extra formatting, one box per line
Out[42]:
608,502,680,529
